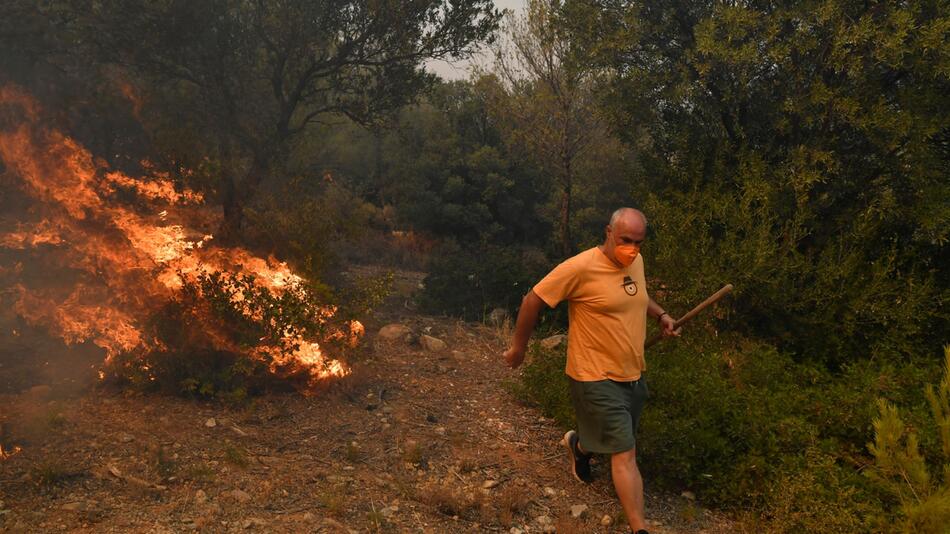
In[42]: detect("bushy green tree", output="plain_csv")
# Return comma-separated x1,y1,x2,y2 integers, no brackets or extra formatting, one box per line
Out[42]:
481,0,631,256
381,81,549,245
564,0,950,363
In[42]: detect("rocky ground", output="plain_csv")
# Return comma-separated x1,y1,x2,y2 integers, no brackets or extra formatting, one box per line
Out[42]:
0,269,738,533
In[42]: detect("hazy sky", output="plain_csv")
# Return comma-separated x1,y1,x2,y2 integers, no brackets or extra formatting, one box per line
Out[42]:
425,0,526,81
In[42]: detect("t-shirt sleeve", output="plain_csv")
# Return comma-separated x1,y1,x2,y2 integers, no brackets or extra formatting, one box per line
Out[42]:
532,255,583,308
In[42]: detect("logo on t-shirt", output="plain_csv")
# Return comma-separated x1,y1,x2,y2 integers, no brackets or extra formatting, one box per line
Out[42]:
621,276,638,296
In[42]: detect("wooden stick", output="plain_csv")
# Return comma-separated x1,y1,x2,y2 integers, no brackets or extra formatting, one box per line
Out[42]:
645,284,733,349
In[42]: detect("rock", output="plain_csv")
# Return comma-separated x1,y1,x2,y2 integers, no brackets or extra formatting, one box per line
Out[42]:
420,334,447,352
60,502,83,511
204,418,217,428
227,489,251,503
601,514,612,526
487,308,509,326
378,324,412,341
535,515,553,527
570,504,588,518
194,490,207,505
681,490,696,501
482,480,500,489
543,486,556,497
379,505,398,517
509,528,524,534
540,334,566,349
117,433,134,443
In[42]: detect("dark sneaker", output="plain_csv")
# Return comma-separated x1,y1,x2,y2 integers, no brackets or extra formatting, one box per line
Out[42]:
560,430,593,483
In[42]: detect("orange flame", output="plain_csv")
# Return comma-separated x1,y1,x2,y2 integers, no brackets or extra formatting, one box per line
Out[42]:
0,444,22,460
0,85,353,384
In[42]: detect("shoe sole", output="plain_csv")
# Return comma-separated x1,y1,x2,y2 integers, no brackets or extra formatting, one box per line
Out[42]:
560,430,587,483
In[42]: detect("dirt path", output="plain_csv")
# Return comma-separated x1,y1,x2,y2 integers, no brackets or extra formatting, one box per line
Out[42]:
0,272,736,533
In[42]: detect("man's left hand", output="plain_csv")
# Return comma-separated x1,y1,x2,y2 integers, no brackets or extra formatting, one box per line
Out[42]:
660,314,681,338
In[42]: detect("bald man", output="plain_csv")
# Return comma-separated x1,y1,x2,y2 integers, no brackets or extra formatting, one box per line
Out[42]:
503,207,678,534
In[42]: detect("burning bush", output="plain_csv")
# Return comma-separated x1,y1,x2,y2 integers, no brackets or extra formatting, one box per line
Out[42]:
106,270,363,400
0,85,359,398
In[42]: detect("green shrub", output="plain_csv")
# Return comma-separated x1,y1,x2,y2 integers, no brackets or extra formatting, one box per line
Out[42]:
419,241,550,320
759,448,874,533
507,343,574,429
514,331,944,529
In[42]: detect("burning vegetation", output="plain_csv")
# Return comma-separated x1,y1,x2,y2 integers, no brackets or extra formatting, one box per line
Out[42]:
0,85,359,398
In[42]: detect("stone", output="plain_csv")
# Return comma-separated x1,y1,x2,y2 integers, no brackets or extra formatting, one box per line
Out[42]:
204,418,217,428
420,334,447,352
378,324,412,341
379,505,398,517
681,490,696,501
482,480,499,489
540,334,566,350
543,486,556,497
60,502,83,511
117,434,134,443
570,504,588,518
195,490,207,505
487,308,509,326
227,489,251,503
601,514,612,526
509,528,524,534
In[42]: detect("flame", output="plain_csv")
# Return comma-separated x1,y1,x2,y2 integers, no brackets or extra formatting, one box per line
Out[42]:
0,444,22,460
0,85,353,385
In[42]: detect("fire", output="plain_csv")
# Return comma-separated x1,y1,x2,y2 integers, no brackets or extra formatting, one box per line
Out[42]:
0,85,353,387
0,444,22,460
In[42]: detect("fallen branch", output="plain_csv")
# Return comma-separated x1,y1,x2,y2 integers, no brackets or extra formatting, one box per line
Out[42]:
106,463,166,491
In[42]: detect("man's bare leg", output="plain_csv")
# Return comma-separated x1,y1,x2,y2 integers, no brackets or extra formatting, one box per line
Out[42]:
612,448,647,532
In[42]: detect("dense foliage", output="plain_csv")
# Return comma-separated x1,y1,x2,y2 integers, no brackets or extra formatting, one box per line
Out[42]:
562,0,949,363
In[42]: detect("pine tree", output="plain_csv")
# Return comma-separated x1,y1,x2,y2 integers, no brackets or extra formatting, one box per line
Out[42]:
868,346,950,533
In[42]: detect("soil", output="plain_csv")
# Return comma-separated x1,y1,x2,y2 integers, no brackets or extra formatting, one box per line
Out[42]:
0,268,737,533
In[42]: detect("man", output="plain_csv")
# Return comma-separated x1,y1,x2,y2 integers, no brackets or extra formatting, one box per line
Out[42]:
503,207,678,534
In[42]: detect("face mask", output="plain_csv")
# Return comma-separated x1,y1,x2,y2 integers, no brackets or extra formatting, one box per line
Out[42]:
614,244,640,267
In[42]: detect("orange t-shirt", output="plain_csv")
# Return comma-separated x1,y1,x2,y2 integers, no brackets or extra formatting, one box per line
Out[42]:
532,247,649,381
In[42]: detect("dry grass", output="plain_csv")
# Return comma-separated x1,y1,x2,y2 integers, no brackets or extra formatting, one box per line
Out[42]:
416,484,484,520
554,514,587,534
222,444,249,468
485,485,532,527
149,443,177,477
343,441,363,463
401,440,424,466
318,487,348,517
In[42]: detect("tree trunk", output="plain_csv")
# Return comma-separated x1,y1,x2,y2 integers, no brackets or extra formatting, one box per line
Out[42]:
559,163,573,257
217,138,242,243
217,143,270,244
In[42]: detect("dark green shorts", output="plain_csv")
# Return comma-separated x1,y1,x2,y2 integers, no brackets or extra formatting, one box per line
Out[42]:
568,376,649,454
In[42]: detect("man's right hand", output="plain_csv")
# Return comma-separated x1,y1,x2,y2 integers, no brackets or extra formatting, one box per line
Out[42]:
503,346,526,368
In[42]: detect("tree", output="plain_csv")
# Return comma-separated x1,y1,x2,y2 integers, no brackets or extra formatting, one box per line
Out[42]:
564,0,950,362
80,0,501,240
482,0,610,257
